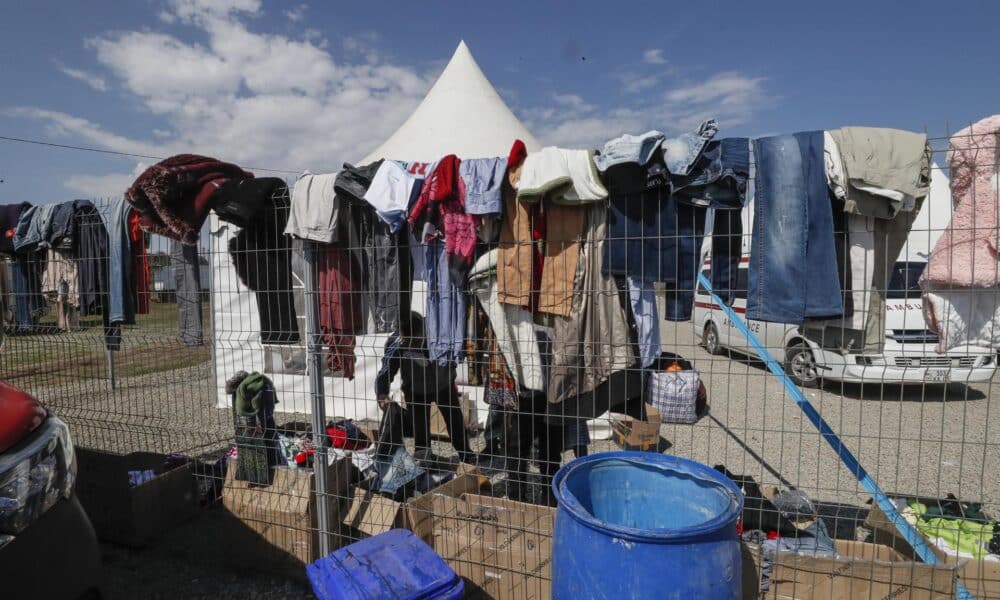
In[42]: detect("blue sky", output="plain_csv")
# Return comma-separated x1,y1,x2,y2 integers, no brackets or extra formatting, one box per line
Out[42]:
1,0,997,204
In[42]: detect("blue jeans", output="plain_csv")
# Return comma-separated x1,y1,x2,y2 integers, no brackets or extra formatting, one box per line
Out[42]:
593,130,666,171
11,256,46,330
663,200,708,321
748,132,843,323
674,138,750,209
661,119,718,176
709,208,743,304
13,204,58,252
103,197,134,325
423,240,466,365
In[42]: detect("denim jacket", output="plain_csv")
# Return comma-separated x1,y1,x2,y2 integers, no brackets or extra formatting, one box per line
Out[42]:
661,119,718,176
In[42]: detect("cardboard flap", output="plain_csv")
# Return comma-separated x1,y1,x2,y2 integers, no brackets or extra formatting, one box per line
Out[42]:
342,487,404,538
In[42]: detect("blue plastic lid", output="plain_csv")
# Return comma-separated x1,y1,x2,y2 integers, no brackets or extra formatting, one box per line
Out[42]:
307,529,461,600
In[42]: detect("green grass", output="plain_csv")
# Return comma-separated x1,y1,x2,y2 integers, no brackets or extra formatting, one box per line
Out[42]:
1,301,212,387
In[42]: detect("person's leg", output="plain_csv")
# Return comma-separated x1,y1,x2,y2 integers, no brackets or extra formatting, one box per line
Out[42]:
375,402,405,459
407,393,433,452
435,385,471,459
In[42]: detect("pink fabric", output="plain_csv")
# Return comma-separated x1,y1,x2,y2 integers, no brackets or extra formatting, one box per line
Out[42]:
922,115,1000,288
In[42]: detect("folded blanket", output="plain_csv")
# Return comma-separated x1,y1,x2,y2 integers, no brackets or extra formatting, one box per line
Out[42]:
517,147,607,204
126,154,252,245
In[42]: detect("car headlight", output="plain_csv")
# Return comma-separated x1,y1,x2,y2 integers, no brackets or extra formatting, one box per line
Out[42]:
0,417,76,536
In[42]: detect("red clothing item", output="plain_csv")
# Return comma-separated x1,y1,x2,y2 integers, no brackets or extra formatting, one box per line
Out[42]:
126,154,252,245
128,210,150,315
317,245,365,379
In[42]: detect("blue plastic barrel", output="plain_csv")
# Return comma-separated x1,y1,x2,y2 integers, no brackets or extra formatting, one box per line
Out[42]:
307,529,464,600
551,452,744,599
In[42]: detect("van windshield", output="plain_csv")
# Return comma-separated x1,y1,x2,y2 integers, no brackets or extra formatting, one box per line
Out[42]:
886,262,926,300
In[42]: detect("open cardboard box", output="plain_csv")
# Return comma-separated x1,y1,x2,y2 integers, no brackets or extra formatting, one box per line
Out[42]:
221,457,352,565
611,404,662,451
743,538,959,599
340,462,488,541
75,449,198,547
865,498,1000,599
404,472,553,600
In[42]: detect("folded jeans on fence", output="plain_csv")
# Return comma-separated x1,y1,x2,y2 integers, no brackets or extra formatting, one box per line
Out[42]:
593,130,666,172
673,137,751,209
661,119,719,177
747,131,843,323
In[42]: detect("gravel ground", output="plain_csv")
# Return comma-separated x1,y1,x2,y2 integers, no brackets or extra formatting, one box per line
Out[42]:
7,315,997,597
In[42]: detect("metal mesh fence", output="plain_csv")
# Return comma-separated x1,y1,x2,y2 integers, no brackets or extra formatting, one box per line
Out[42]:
2,128,998,598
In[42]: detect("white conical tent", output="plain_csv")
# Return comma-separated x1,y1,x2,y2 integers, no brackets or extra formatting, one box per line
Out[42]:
360,41,539,164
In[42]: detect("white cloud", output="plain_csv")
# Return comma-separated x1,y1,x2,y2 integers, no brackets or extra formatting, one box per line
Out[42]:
64,162,149,198
54,61,108,92
643,49,666,65
530,72,772,148
284,3,307,22
13,0,437,192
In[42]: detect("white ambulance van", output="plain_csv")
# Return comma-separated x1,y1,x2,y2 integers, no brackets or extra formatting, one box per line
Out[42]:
692,165,996,387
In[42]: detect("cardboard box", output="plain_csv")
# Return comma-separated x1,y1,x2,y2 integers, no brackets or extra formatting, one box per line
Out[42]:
75,449,198,547
611,404,662,451
405,474,554,600
222,457,352,565
865,499,1000,599
429,392,480,440
340,487,406,539
743,538,959,599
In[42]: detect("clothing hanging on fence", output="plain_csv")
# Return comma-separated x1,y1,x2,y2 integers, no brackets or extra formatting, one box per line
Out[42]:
101,197,135,326
10,254,46,331
364,161,422,232
469,249,545,392
228,187,299,345
827,127,931,219
672,137,750,209
316,244,365,378
921,114,1000,352
409,155,479,286
0,202,31,255
172,239,203,347
74,201,107,317
41,248,79,331
517,147,608,205
747,131,843,324
547,203,634,406
662,119,719,177
126,154,252,245
285,171,341,244
334,161,386,330
128,211,150,315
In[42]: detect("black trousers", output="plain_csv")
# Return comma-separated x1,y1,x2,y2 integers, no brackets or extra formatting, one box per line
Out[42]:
376,386,470,458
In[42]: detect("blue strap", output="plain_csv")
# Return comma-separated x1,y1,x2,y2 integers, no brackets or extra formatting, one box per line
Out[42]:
695,272,972,599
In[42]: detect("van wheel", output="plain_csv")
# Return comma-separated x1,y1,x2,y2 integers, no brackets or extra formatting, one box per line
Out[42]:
703,322,724,355
785,343,819,388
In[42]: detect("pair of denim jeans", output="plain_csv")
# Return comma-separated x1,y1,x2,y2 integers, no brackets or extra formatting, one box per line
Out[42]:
102,197,135,325
423,239,466,366
673,138,750,209
748,132,843,323
662,119,719,176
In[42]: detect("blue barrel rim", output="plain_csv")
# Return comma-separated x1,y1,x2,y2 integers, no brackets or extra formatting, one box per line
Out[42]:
551,451,744,543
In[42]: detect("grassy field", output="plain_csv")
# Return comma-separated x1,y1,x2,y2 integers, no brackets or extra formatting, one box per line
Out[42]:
0,301,211,388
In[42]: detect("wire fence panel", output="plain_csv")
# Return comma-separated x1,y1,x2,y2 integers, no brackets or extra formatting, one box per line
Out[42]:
2,128,998,598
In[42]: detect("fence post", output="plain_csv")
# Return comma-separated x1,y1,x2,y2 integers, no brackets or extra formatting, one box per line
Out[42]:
303,241,332,557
